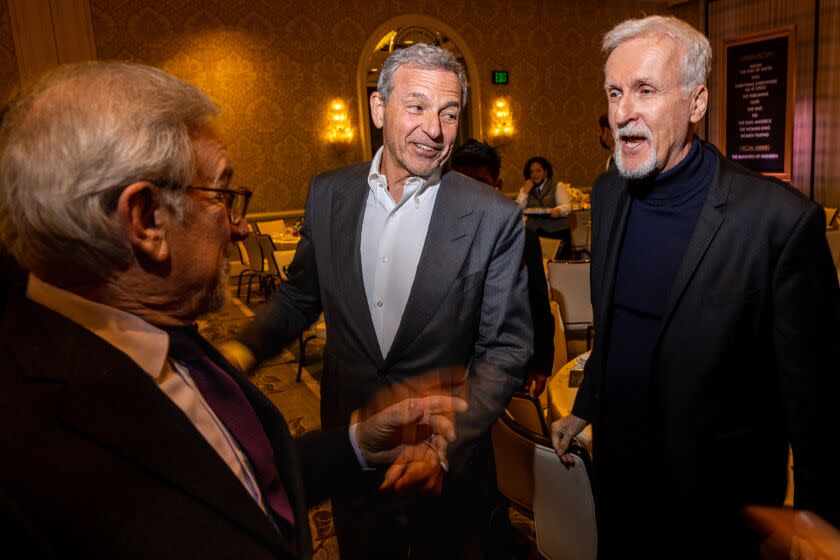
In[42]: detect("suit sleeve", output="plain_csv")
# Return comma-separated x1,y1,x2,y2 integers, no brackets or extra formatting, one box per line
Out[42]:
772,204,840,525
237,178,323,365
449,203,533,474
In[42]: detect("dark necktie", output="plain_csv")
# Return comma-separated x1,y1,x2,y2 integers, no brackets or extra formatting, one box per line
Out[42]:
165,326,295,527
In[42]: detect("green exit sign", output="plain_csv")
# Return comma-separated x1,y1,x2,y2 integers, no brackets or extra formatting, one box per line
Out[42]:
492,70,509,85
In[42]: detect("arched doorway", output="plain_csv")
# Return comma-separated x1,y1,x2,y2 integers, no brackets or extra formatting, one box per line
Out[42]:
355,15,482,160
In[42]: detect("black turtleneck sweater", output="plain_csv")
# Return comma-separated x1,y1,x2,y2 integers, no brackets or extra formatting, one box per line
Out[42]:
601,138,716,466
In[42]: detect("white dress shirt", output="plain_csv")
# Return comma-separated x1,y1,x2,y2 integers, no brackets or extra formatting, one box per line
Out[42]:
361,147,440,357
26,275,267,513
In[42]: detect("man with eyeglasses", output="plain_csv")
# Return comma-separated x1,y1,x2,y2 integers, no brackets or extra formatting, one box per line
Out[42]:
0,61,466,559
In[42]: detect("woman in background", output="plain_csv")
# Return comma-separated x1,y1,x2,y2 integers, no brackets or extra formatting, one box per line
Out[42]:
516,156,572,259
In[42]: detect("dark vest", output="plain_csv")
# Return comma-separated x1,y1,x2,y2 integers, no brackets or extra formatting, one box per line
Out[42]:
525,180,569,233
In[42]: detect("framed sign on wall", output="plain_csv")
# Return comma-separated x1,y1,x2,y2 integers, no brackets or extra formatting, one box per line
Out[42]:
720,26,796,181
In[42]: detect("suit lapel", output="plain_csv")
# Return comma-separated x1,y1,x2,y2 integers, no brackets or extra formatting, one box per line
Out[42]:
383,175,482,367
658,157,731,333
330,171,384,365
7,299,287,553
598,186,631,334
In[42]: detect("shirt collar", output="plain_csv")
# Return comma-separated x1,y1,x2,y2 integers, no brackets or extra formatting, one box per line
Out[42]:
367,147,442,206
26,274,169,379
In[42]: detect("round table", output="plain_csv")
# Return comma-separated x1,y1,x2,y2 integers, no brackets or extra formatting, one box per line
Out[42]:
546,351,593,451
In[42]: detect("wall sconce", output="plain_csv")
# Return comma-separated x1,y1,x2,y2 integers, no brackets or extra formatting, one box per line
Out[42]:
325,99,354,150
490,98,514,144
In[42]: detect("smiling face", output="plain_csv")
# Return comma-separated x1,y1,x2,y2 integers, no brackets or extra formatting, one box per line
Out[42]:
370,66,462,185
605,33,707,179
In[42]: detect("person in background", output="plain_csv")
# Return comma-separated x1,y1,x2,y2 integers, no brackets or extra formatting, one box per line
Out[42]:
599,113,616,172
551,15,840,559
450,139,554,396
225,43,532,559
0,61,466,560
516,156,573,259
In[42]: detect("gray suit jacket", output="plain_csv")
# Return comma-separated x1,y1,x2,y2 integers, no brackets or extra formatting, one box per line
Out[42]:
574,144,840,543
240,163,532,473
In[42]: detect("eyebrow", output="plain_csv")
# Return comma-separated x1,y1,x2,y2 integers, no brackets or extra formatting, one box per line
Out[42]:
404,91,461,110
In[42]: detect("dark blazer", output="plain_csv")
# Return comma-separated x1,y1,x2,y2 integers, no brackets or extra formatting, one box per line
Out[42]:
573,144,840,540
240,163,532,473
0,295,362,560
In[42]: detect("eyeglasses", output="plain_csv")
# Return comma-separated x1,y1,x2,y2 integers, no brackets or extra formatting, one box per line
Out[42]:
186,186,252,225
149,180,252,225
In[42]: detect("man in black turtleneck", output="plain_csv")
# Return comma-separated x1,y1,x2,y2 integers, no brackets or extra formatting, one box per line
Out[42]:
551,15,840,559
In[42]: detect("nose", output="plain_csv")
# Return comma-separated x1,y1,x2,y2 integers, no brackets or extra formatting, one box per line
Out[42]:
612,95,636,128
231,217,250,242
421,112,443,141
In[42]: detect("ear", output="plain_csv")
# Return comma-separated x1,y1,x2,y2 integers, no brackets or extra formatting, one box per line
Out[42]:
689,85,708,124
116,182,170,263
494,177,503,191
370,91,385,130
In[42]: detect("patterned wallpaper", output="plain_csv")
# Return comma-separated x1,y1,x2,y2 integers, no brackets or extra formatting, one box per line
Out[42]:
0,1,18,109
80,0,672,211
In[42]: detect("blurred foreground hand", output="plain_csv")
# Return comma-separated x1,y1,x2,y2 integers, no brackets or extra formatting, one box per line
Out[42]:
354,369,469,494
356,394,467,495
744,506,840,560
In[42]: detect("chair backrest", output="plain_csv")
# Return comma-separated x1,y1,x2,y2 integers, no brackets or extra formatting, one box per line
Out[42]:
506,391,549,437
255,234,281,275
240,234,264,272
254,219,286,237
491,413,596,560
567,209,591,250
533,440,597,560
547,260,593,328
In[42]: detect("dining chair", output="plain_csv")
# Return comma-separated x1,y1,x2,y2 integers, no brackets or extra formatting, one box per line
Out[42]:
255,234,283,298
236,234,265,303
506,391,550,437
253,219,286,237
567,209,591,258
491,411,596,560
547,260,594,350
538,236,563,262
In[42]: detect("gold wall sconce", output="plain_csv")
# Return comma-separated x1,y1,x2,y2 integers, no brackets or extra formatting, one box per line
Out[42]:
490,98,514,144
325,99,354,149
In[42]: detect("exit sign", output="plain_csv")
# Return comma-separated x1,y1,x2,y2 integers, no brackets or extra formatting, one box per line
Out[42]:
492,70,509,85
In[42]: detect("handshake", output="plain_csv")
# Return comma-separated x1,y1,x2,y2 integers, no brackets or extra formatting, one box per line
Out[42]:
350,367,470,495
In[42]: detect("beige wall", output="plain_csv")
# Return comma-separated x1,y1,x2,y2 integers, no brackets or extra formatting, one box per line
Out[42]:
86,0,665,212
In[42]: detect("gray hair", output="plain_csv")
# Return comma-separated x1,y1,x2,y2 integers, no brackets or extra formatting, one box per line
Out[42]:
0,61,218,279
602,15,712,94
377,43,469,108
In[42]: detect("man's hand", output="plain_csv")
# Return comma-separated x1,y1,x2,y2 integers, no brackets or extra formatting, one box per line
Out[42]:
524,372,548,397
356,395,468,467
550,206,563,219
379,436,449,495
551,414,588,466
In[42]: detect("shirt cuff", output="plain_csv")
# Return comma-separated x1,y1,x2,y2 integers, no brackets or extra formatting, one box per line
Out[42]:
348,423,376,471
